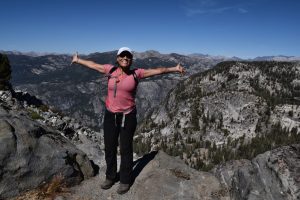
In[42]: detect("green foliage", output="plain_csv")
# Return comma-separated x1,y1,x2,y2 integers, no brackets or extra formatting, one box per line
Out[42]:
247,61,299,106
207,122,300,168
190,104,201,130
288,110,293,117
29,110,44,120
0,54,12,90
133,136,151,156
38,104,50,112
136,121,299,172
227,73,239,82
222,129,230,137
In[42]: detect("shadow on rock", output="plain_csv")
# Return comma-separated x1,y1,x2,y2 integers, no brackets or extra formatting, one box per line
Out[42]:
90,160,100,175
132,151,158,183
13,90,44,107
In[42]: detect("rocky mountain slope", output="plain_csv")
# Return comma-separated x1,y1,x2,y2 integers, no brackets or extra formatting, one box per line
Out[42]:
137,61,300,170
1,54,300,199
5,50,230,130
213,144,300,200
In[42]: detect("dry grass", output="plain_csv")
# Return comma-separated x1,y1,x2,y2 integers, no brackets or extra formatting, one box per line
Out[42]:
11,174,70,200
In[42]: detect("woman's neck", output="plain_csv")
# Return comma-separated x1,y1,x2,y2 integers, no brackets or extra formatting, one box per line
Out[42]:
119,66,130,74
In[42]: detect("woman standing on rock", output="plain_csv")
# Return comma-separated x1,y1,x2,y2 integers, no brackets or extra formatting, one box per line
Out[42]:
71,47,185,194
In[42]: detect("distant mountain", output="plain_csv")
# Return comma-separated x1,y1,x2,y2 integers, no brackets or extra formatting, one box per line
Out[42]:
4,49,299,130
253,55,300,61
5,50,228,130
0,50,70,57
188,53,243,61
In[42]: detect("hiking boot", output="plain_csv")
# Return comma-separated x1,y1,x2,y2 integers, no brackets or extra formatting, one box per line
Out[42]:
117,183,130,194
101,179,115,190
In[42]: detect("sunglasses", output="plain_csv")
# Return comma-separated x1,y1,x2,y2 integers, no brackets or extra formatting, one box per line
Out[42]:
119,51,133,60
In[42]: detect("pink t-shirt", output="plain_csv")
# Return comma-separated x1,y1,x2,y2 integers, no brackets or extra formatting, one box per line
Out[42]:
104,64,145,113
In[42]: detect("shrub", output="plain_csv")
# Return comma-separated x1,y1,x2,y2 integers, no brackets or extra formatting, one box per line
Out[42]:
29,110,44,120
0,54,12,90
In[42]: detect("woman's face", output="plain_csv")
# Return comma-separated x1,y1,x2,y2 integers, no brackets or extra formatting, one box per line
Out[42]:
117,51,133,69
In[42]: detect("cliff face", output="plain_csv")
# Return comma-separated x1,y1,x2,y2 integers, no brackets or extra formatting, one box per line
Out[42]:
213,144,300,200
136,61,300,170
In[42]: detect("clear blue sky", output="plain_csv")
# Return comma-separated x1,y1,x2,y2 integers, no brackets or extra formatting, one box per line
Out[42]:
0,0,299,58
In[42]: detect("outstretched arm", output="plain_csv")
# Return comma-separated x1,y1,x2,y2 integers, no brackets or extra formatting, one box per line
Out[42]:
143,63,185,78
71,52,105,73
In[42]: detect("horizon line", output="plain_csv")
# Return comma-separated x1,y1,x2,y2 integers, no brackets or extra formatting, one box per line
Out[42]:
0,49,299,60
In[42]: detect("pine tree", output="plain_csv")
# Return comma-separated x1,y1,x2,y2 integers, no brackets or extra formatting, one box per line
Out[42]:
0,54,12,90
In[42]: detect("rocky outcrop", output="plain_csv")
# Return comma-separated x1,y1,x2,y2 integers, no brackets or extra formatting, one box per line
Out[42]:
212,144,300,200
130,151,229,200
0,90,98,199
67,151,230,200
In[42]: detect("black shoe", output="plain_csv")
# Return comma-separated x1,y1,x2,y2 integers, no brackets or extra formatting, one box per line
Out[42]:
117,183,130,194
101,179,115,190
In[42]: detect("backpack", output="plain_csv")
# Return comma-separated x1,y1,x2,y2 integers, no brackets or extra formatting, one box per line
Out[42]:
107,66,139,84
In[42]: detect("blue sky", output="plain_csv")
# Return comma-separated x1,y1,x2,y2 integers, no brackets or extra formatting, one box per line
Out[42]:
0,0,299,58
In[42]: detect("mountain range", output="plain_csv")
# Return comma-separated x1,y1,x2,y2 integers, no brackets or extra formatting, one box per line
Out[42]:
4,50,229,130
1,50,300,199
3,50,299,131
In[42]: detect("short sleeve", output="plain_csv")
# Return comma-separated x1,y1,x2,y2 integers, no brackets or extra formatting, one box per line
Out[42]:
135,68,145,79
103,64,114,75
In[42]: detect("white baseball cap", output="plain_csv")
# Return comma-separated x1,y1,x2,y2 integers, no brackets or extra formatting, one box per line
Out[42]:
117,47,132,56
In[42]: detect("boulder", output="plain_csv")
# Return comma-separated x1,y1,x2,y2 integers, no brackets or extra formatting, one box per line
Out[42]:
0,109,97,199
131,151,229,200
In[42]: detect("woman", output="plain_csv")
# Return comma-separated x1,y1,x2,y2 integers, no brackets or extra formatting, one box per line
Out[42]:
71,47,185,194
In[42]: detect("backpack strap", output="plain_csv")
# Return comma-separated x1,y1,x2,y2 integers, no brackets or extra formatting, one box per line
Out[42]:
130,68,139,85
108,66,118,78
106,66,139,98
108,66,139,84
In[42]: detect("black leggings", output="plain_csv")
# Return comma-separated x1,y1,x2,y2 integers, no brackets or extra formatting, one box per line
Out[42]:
103,109,137,184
